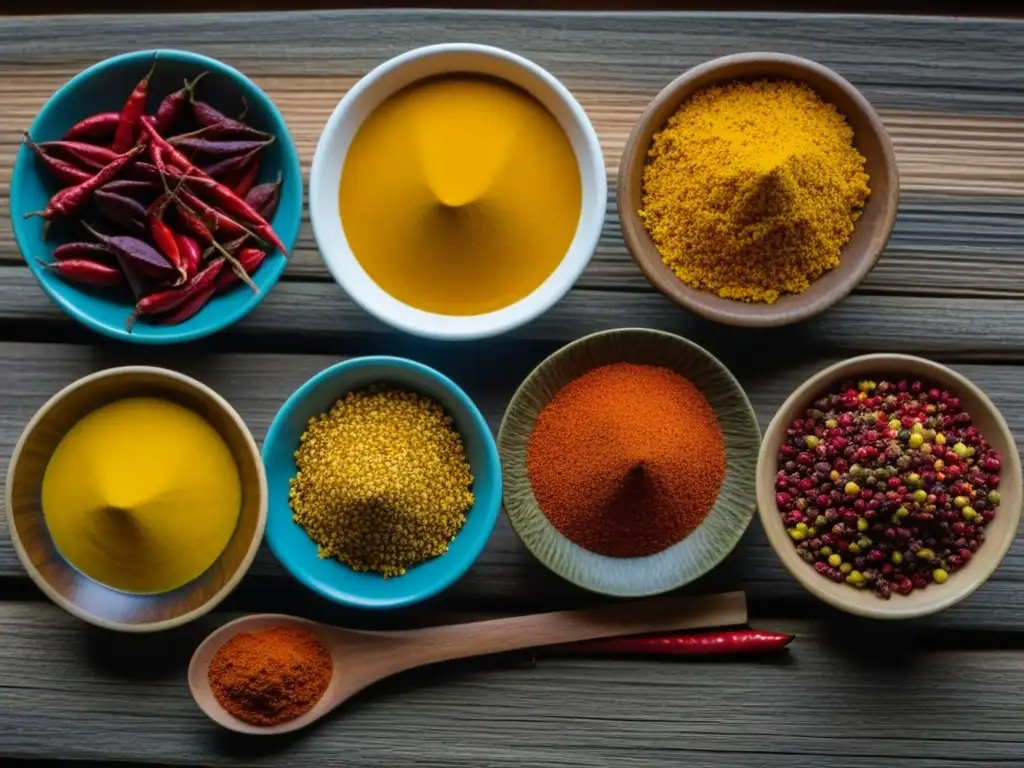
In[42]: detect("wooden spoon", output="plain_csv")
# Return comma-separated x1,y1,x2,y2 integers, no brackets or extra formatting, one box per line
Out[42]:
189,591,747,734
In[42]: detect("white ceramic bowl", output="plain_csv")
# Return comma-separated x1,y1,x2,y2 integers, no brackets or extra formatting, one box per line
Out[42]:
309,43,608,341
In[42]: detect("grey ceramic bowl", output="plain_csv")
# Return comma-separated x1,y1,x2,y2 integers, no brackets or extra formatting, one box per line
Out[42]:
497,328,760,597
5,366,267,632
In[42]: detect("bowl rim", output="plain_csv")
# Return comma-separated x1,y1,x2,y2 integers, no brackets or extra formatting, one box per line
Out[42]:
308,42,608,341
756,353,1022,619
497,326,761,597
261,354,502,609
4,365,268,632
616,51,900,328
10,48,302,345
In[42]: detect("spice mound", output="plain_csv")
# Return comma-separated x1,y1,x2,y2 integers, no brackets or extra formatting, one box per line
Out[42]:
640,79,870,304
209,626,332,727
289,386,475,577
775,378,1003,598
526,363,725,557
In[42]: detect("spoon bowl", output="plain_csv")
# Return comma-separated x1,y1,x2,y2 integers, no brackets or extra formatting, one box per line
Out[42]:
189,591,747,734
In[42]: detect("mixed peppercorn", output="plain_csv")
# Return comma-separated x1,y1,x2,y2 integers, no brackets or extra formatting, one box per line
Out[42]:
775,378,1002,598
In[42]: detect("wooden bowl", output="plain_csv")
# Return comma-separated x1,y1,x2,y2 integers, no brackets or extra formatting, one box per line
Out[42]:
5,366,267,632
617,52,899,328
498,328,760,597
757,354,1022,619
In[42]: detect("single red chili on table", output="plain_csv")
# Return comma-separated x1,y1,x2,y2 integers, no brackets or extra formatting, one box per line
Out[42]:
25,144,145,221
63,111,120,142
22,134,91,186
112,56,158,153
39,258,124,287
566,630,795,657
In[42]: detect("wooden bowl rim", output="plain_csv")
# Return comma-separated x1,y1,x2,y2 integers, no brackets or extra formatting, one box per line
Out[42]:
4,365,268,632
756,353,1022,619
616,51,900,328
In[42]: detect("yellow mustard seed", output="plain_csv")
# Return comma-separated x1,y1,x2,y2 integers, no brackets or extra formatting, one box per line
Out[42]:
288,386,475,577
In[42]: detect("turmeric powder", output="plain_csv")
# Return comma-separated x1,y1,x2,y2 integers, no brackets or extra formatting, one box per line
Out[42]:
639,79,870,304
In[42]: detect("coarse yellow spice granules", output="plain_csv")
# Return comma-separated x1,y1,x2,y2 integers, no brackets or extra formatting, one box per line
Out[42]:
289,386,475,577
639,79,871,303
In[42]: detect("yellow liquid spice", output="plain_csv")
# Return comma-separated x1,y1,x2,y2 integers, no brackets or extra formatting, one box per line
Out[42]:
41,397,241,594
340,75,582,315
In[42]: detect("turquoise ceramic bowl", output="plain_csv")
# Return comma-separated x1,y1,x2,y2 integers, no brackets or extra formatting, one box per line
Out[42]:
262,356,502,610
9,49,302,344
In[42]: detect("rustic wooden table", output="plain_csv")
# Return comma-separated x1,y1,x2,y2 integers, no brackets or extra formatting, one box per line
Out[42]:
2,9,1023,767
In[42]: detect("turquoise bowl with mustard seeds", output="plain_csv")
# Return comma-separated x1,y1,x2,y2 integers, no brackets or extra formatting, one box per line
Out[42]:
262,356,502,610
9,49,302,344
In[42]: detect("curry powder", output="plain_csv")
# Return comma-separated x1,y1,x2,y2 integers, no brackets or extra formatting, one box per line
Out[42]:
639,80,871,303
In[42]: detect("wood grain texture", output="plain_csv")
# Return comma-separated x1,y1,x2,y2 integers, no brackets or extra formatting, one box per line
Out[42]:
1,602,1023,766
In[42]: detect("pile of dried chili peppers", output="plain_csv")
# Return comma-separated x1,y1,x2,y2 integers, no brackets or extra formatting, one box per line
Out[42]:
23,55,285,330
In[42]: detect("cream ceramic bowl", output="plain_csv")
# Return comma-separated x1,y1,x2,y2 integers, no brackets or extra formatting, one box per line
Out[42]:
309,43,607,341
6,366,267,632
757,354,1022,620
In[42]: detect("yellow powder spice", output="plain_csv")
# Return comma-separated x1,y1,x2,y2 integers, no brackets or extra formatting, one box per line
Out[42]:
640,80,871,303
289,386,474,577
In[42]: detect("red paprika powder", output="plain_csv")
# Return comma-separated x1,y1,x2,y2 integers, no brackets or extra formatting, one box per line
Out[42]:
526,362,725,557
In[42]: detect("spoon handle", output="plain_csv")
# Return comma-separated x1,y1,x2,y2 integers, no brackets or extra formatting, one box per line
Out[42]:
385,591,747,669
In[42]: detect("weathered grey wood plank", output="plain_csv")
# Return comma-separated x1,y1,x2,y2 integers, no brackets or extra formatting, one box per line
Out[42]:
0,342,1021,629
0,602,1019,766
2,266,1024,361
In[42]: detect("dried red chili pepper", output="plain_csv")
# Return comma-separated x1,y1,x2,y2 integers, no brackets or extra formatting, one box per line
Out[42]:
40,258,124,287
176,173,287,257
170,136,271,158
566,630,795,657
147,192,187,284
81,222,177,281
122,161,162,184
22,134,91,185
25,144,145,221
167,122,272,143
100,179,159,200
158,283,217,325
231,157,260,198
141,120,287,256
186,82,251,132
127,258,225,330
202,146,266,181
53,242,114,262
165,193,259,293
176,184,251,239
95,188,148,236
39,140,119,171
63,111,120,142
245,173,282,220
153,72,208,135
214,247,266,293
175,233,202,280
112,56,158,153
